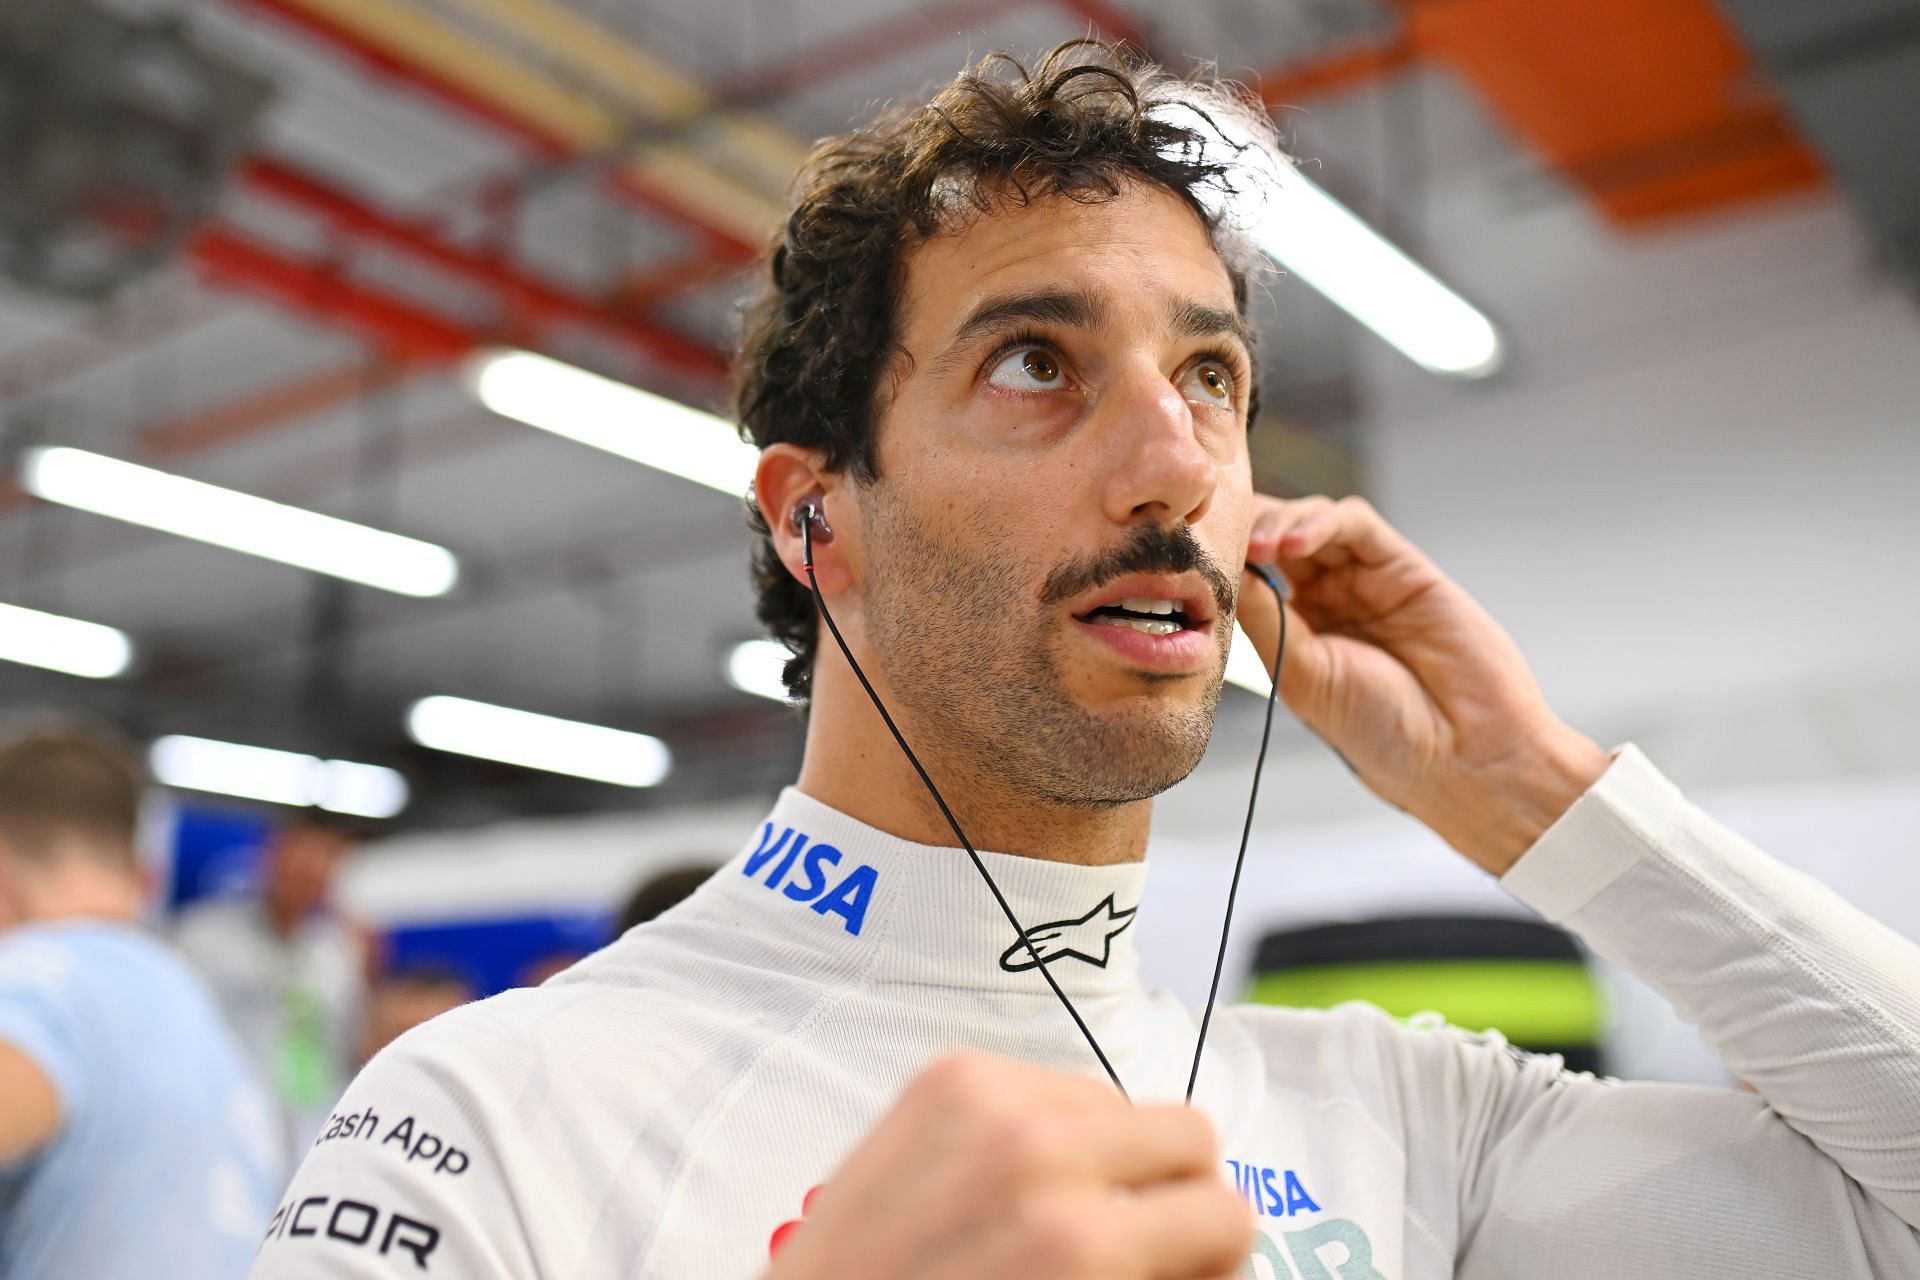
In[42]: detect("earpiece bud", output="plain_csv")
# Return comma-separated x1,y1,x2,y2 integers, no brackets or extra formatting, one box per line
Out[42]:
791,498,833,545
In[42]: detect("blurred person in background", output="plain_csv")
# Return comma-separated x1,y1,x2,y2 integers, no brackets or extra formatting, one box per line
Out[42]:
515,865,719,988
357,963,473,1065
0,724,282,1279
176,814,368,1150
513,949,586,988
616,862,719,934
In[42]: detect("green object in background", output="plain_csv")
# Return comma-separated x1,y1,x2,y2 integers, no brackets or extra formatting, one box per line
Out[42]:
1245,958,1604,1044
275,984,336,1108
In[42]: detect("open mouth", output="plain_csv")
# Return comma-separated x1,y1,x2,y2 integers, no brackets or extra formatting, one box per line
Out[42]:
1075,596,1198,636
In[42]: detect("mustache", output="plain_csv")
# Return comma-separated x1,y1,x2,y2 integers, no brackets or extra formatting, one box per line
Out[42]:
1040,523,1236,618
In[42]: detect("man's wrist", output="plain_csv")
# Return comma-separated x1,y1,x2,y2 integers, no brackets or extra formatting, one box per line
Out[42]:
1437,725,1613,876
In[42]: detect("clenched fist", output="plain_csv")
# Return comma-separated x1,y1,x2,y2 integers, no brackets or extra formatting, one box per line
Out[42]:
766,1052,1254,1280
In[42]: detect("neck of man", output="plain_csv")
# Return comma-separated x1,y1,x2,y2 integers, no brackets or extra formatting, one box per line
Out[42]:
2,847,143,926
796,647,1152,866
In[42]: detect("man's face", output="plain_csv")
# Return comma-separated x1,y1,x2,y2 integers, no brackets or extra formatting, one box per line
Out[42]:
856,181,1254,809
265,825,352,918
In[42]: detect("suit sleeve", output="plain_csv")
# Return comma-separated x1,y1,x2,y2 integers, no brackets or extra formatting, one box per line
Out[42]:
1446,745,1920,1275
249,1012,543,1278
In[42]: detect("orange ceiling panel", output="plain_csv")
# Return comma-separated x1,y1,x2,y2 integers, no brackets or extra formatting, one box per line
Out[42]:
1403,0,1825,225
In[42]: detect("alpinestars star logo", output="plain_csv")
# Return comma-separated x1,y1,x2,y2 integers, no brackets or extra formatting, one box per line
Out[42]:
999,894,1138,972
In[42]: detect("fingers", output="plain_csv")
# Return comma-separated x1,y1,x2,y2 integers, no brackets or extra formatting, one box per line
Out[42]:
1085,1104,1220,1188
785,1053,1258,1280
905,1051,1128,1123
1118,1176,1257,1280
1246,494,1416,573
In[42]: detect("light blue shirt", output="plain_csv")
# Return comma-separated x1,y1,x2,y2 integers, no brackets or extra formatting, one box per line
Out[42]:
0,920,285,1279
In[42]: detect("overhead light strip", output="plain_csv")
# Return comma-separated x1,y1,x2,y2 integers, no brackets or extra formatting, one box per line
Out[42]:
18,446,460,598
464,349,758,496
1248,166,1504,378
406,695,672,787
1155,102,1503,378
0,601,134,679
150,734,409,819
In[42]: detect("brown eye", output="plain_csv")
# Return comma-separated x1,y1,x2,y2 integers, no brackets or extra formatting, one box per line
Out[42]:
1181,360,1235,405
987,346,1067,391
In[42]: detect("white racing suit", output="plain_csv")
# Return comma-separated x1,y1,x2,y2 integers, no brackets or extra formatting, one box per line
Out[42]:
252,746,1920,1277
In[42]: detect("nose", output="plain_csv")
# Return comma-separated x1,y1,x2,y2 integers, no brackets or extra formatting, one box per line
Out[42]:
1096,359,1217,529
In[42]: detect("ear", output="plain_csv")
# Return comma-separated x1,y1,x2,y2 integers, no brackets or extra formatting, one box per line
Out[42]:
754,443,854,595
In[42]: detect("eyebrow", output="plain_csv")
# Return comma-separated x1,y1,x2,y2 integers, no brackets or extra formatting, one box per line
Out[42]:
1166,297,1255,355
930,286,1252,377
936,288,1109,370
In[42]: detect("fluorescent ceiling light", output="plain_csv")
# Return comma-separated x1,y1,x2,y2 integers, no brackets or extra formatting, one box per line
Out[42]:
1224,622,1274,697
1249,169,1503,378
406,695,671,787
726,638,792,702
18,446,459,598
1164,105,1503,378
465,348,758,496
0,601,133,678
150,734,409,819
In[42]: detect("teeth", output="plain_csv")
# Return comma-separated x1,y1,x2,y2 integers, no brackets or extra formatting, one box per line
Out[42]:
1091,615,1181,636
1118,597,1178,616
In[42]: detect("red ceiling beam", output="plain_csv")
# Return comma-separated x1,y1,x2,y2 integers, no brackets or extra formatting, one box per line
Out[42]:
156,158,734,462
223,0,756,261
190,224,477,360
239,157,727,376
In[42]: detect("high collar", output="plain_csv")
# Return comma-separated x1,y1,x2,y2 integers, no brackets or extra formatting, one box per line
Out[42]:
701,787,1150,1001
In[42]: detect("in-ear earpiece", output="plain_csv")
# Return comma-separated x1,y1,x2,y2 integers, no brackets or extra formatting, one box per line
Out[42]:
790,498,833,545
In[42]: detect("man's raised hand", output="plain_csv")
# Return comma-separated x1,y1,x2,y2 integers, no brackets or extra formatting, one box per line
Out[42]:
1237,494,1611,873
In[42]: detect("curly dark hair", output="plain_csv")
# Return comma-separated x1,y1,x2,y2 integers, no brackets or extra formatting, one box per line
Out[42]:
734,39,1274,703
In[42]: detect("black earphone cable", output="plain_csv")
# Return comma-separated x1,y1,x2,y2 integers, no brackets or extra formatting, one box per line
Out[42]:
800,507,1288,1108
802,516,1131,1101
1185,566,1287,1103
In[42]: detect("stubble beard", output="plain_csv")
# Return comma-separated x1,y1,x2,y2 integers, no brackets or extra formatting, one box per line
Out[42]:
855,486,1231,813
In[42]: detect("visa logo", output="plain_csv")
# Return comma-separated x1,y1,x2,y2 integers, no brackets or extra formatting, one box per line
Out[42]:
1225,1160,1322,1219
743,823,879,937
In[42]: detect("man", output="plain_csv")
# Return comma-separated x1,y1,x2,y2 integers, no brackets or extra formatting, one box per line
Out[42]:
178,813,368,1149
0,724,283,1279
253,43,1920,1279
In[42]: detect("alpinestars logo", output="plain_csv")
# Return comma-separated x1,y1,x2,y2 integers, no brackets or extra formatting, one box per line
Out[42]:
999,894,1138,971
